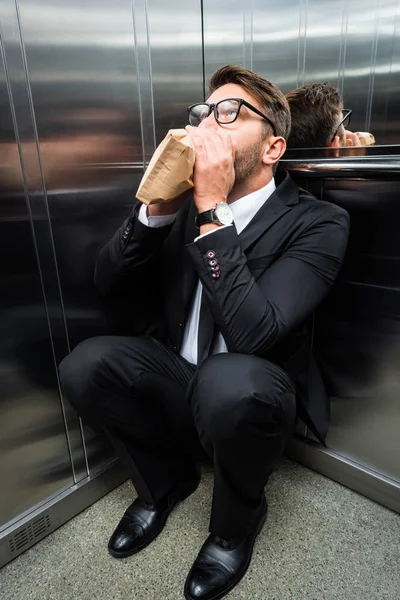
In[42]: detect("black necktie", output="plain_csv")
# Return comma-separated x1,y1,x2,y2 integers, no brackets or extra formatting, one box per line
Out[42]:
197,290,216,365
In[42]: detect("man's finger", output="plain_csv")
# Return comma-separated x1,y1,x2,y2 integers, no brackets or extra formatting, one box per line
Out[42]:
186,126,212,158
194,128,221,162
218,130,235,161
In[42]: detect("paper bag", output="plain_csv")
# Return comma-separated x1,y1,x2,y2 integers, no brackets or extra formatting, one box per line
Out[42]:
355,131,376,146
136,129,195,205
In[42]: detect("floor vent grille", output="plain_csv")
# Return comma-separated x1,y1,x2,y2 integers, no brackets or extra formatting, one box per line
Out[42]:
9,514,52,554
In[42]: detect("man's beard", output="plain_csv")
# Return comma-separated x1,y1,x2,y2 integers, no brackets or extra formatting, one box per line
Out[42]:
233,138,265,184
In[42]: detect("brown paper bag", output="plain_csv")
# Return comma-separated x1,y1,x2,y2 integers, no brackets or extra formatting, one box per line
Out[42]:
355,131,376,146
136,129,195,205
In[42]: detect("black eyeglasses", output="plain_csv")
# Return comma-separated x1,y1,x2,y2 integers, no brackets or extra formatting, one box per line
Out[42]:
331,109,353,141
188,98,277,136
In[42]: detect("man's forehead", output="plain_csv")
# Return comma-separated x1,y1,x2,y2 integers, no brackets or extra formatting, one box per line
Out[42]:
206,83,257,106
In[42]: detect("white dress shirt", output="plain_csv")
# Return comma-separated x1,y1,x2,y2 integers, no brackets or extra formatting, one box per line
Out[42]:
138,177,276,364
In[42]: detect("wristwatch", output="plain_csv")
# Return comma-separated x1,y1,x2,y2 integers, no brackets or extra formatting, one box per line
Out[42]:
195,202,234,228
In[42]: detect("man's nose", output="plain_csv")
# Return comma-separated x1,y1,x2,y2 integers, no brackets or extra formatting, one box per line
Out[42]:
198,111,218,130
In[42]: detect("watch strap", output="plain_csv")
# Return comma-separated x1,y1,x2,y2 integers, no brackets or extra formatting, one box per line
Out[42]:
195,208,219,228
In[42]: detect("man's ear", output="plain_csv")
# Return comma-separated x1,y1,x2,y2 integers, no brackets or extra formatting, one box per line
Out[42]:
331,136,341,148
262,137,286,168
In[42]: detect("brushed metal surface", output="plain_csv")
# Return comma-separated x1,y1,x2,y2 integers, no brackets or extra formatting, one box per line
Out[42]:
2,0,400,554
15,0,143,476
252,0,303,91
281,154,400,176
282,160,400,483
15,0,203,476
287,437,400,514
1,0,88,484
203,0,400,145
0,461,126,568
146,0,203,139
318,176,400,481
0,0,75,527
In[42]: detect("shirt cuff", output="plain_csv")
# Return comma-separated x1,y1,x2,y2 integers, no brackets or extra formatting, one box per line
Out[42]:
138,203,177,228
194,224,233,242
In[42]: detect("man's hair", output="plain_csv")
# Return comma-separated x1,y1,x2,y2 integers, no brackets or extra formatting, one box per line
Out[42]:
209,65,291,140
285,83,344,148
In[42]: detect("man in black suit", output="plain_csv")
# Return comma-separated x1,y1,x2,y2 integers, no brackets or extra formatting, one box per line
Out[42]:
59,65,350,600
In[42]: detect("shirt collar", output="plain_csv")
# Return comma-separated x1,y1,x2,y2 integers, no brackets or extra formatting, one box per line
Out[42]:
230,178,276,235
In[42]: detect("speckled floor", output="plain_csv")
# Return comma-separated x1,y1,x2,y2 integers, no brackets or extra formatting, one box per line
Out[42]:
1,459,399,600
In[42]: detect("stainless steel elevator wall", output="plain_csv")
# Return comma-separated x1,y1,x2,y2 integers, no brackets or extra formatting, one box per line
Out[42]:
281,149,400,511
0,1,75,529
1,0,400,569
10,0,203,475
203,0,400,145
0,0,203,564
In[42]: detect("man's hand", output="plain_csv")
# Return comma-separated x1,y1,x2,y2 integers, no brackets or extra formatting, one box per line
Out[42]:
185,126,236,213
147,190,190,217
344,130,362,147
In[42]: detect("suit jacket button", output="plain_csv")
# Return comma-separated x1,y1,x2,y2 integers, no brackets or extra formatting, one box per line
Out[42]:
212,272,220,279
209,258,218,267
206,250,215,259
173,345,178,351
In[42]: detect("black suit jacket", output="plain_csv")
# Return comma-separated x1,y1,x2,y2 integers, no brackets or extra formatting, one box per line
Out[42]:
95,171,350,444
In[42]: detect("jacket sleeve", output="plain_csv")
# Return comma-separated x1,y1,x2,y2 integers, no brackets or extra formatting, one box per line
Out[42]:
187,206,350,355
94,202,173,303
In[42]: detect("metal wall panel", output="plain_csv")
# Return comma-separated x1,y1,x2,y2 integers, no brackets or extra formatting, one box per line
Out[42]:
146,0,204,139
0,0,75,528
281,150,400,512
370,0,400,144
341,0,380,135
15,0,203,474
319,177,400,481
15,0,144,475
203,0,400,145
1,0,203,563
2,0,88,484
252,0,304,91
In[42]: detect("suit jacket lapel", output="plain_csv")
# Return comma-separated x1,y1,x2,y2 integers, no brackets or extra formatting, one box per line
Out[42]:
239,172,299,252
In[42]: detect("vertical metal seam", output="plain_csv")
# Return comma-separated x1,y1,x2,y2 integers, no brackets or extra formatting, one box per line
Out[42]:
131,0,146,171
250,0,254,71
3,2,79,482
242,11,246,67
337,5,343,89
144,0,156,152
301,0,308,84
338,0,348,95
14,0,89,481
0,21,43,337
365,0,381,132
200,0,206,100
14,0,71,356
296,0,302,87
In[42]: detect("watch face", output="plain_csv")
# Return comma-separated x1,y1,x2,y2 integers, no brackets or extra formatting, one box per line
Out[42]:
215,203,234,226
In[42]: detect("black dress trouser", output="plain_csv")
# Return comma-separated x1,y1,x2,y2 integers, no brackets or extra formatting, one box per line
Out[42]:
59,335,297,539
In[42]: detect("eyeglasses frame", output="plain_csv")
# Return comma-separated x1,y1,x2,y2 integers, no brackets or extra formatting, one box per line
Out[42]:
331,108,353,142
188,97,277,136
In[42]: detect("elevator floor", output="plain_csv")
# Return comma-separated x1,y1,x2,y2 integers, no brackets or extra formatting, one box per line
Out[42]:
1,459,399,600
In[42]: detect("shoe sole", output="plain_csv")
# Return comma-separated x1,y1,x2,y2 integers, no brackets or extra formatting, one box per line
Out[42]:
108,478,200,559
184,502,268,600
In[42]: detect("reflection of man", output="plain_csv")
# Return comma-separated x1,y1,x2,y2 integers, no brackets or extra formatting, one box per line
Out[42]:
60,65,350,600
286,82,361,149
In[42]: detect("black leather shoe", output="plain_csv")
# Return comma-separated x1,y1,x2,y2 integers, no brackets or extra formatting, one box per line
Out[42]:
108,474,200,558
184,497,267,600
